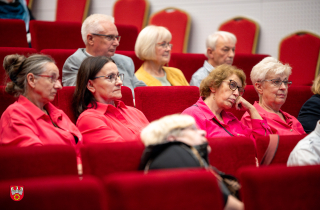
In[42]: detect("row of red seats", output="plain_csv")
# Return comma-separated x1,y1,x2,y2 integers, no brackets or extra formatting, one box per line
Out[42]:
0,47,269,84
0,84,313,123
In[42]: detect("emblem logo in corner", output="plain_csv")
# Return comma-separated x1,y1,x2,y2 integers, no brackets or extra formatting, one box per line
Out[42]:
10,186,24,201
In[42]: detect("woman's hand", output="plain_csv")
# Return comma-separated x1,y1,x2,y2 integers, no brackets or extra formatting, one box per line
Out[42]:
235,96,262,120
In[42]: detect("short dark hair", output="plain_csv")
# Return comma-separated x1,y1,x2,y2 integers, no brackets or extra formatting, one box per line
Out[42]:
72,56,115,120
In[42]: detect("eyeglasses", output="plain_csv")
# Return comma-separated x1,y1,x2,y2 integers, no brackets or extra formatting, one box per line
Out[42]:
93,73,124,83
261,79,292,88
92,33,121,42
157,42,173,49
223,80,245,96
34,74,61,84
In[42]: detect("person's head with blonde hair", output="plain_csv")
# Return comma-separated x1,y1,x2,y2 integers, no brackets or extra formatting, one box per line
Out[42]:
141,114,206,147
311,74,320,95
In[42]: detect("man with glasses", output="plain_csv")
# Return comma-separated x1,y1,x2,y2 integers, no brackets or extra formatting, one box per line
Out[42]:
62,14,146,95
190,31,237,87
241,57,305,135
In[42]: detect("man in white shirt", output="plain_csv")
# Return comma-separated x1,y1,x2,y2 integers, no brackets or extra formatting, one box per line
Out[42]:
287,120,320,166
190,31,236,87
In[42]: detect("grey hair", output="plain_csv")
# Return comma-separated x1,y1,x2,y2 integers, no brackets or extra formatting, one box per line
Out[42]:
135,25,172,61
3,54,55,97
205,31,237,57
250,57,292,87
140,114,195,146
81,14,115,45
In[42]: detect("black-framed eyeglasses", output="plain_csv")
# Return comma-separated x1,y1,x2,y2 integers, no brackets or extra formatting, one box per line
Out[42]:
157,42,173,49
223,80,245,96
261,79,292,88
91,33,121,42
34,74,61,84
93,73,124,83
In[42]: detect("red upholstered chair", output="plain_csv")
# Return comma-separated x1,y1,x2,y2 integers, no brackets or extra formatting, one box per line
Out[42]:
104,169,224,210
169,53,207,82
0,19,29,48
113,0,150,32
55,0,90,22
40,49,77,78
0,47,37,84
233,53,270,85
279,31,320,86
81,141,145,177
239,165,320,210
57,85,134,124
219,16,260,54
115,24,139,51
208,137,256,177
26,0,33,9
0,176,107,210
29,20,85,52
135,86,200,122
0,86,17,117
0,145,78,180
116,50,144,72
255,134,307,165
149,7,191,53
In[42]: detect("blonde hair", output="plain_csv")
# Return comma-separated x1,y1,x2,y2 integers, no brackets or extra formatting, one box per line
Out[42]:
200,64,246,98
135,25,172,61
312,74,320,94
140,114,195,146
81,14,115,45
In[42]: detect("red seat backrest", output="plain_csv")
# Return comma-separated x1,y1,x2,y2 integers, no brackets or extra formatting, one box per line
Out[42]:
279,31,320,86
0,176,107,210
0,86,17,117
30,20,85,52
239,165,320,210
0,145,78,180
255,134,307,165
40,49,77,79
104,169,224,210
115,24,139,51
0,19,29,48
116,51,144,72
208,136,256,177
0,47,37,85
55,0,90,23
149,7,191,53
81,141,145,177
219,17,259,54
135,86,200,122
113,0,149,32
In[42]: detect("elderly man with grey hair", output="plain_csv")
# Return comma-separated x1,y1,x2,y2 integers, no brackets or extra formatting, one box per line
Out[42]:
62,14,146,95
139,114,244,210
190,31,237,87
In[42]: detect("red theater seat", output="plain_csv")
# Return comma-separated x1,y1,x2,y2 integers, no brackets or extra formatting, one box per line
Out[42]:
0,86,17,117
279,31,320,86
135,86,200,122
149,7,191,53
55,0,90,23
0,176,107,210
81,141,145,177
0,19,29,48
113,0,149,32
104,169,224,210
256,134,307,165
0,145,78,180
117,50,144,71
30,20,85,52
219,16,260,54
116,24,139,51
239,165,320,210
0,47,37,84
40,49,77,77
208,137,256,177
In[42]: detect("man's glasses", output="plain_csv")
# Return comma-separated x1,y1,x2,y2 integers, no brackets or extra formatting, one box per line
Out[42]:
34,74,61,84
223,80,245,96
261,79,292,88
157,42,173,49
93,73,124,83
92,33,121,42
